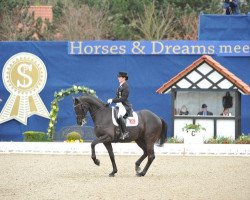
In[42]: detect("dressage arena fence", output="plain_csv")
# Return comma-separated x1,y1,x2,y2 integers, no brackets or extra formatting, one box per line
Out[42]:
1,125,249,156
0,142,249,156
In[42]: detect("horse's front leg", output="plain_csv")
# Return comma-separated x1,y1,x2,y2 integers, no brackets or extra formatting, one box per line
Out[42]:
103,142,117,177
91,139,100,166
91,135,111,166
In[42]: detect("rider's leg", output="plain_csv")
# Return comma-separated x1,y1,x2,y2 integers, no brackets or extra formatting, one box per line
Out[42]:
116,103,129,139
118,117,129,139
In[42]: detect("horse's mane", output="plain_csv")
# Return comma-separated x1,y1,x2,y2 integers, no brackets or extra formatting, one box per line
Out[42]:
80,94,106,108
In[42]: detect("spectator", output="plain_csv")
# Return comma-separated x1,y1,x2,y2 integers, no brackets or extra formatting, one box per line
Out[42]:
179,105,189,115
224,0,240,15
197,104,213,116
220,108,232,116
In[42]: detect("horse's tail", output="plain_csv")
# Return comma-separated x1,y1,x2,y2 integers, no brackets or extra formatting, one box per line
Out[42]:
159,118,167,146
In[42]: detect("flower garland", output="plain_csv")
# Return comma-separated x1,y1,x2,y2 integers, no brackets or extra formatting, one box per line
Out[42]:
47,85,96,140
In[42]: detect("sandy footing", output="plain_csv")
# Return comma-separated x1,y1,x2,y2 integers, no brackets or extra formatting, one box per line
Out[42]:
0,154,249,200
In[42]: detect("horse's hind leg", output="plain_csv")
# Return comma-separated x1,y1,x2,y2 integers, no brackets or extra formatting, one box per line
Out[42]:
103,142,118,177
137,144,155,177
135,139,147,174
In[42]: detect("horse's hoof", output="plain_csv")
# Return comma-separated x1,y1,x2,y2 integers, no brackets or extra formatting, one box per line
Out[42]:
109,173,115,177
135,166,141,173
136,172,145,177
94,159,100,166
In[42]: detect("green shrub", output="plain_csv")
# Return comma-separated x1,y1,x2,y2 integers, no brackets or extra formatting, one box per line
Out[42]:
167,137,183,143
205,138,217,144
23,131,48,142
216,136,234,144
205,137,234,144
66,131,82,141
236,134,250,144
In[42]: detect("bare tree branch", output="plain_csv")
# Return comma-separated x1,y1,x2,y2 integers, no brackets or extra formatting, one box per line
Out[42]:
132,2,176,40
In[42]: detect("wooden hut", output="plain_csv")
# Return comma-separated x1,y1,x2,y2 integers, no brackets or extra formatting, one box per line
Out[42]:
157,55,250,140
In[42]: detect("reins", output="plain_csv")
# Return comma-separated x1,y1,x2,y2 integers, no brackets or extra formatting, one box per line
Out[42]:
89,105,105,119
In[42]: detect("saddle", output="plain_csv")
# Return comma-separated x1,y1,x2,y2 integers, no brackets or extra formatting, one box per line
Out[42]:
112,107,138,127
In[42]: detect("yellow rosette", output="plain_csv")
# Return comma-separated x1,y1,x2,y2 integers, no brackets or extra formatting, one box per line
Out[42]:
0,52,49,125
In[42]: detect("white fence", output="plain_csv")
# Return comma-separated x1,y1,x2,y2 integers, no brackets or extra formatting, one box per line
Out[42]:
0,142,249,156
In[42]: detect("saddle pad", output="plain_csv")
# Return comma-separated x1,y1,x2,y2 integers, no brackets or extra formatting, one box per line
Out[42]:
112,107,139,127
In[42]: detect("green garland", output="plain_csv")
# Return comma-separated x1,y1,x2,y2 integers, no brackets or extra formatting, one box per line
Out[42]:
47,85,96,140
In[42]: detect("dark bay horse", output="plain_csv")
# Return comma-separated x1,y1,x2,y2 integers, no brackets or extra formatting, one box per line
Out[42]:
73,95,167,177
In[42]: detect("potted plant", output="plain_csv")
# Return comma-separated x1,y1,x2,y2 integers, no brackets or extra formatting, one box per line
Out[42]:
182,123,206,135
182,123,206,144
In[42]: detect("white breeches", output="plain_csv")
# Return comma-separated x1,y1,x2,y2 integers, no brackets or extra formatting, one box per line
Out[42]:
116,103,126,118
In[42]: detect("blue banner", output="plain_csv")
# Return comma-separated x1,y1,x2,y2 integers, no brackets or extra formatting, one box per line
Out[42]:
68,41,250,56
0,41,250,141
199,14,250,41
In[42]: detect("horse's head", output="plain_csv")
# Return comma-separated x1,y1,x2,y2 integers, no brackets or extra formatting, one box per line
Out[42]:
73,97,88,126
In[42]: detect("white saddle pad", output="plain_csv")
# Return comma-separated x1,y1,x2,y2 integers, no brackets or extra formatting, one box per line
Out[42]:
112,107,139,127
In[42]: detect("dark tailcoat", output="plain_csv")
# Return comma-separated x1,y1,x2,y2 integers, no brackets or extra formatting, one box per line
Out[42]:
112,82,132,115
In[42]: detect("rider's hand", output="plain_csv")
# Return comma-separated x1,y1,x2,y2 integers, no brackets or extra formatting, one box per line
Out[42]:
107,99,113,104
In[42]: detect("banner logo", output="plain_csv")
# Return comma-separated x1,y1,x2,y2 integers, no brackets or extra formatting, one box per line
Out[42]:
0,52,49,125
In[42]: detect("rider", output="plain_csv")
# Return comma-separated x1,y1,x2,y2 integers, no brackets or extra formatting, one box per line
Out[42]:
107,71,132,140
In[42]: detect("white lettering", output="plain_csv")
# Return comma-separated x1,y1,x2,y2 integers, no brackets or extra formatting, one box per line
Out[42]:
83,46,93,54
164,45,173,54
102,45,109,54
219,45,232,54
151,41,164,54
181,45,189,54
172,45,181,54
207,45,215,54
242,45,250,53
70,41,82,54
190,45,206,54
94,45,102,54
234,45,241,53
110,45,118,54
119,45,126,54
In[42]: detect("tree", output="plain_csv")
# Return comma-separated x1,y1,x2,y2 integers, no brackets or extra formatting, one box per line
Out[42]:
0,0,56,41
132,2,176,40
0,1,36,40
174,11,198,40
55,2,109,40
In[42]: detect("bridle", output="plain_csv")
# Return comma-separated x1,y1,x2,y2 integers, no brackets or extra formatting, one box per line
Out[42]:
74,101,105,120
74,103,87,124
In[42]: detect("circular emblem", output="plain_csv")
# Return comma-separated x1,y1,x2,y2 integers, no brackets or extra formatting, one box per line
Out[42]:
2,52,47,96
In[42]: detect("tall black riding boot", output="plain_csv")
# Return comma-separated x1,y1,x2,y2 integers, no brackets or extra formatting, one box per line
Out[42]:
118,117,129,140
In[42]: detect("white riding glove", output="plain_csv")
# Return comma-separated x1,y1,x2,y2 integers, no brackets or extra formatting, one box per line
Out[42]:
107,99,113,104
